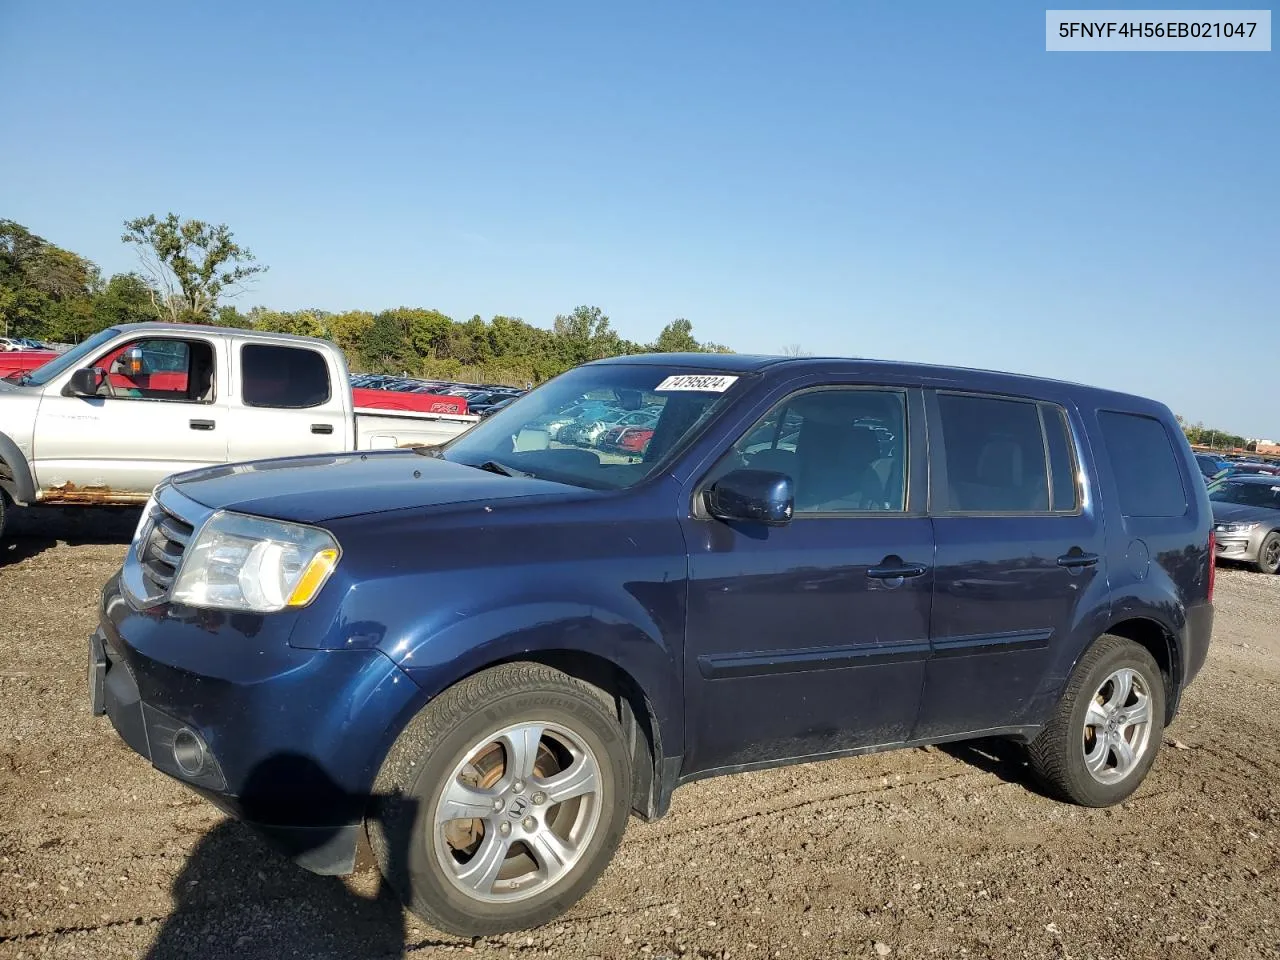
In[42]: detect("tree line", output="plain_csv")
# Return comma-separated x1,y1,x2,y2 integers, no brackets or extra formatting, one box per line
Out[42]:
0,215,731,385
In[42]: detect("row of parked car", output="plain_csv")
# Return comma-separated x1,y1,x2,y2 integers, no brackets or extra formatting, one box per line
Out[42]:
0,336,54,352
1194,452,1280,483
349,373,526,417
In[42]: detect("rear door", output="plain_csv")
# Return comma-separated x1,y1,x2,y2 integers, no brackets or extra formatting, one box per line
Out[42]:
915,390,1110,739
224,341,352,461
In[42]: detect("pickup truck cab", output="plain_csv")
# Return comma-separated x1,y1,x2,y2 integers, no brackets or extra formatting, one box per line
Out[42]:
90,353,1214,936
0,322,476,536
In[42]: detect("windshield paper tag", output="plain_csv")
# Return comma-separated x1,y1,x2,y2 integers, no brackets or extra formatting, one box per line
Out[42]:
654,374,738,393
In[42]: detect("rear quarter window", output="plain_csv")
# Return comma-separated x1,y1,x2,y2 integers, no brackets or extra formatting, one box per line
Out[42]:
1097,411,1188,518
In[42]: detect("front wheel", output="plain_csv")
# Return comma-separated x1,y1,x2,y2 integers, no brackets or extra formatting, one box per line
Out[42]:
367,662,632,936
0,489,9,542
1256,531,1280,575
1028,635,1166,806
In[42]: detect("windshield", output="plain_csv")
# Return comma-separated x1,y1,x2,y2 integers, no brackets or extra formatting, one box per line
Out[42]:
19,328,121,387
440,363,748,490
1210,481,1280,510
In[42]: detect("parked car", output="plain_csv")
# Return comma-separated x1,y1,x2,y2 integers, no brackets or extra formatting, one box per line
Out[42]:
1194,453,1228,482
479,395,518,418
0,323,478,539
1209,475,1280,574
1223,461,1280,479
0,337,23,352
89,354,1214,936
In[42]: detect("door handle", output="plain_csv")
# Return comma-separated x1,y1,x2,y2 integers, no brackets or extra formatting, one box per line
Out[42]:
311,424,334,435
1056,551,1100,569
867,562,929,580
189,419,216,431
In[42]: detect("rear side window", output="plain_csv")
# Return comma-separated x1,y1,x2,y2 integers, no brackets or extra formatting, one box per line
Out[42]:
241,345,331,409
1097,411,1187,517
935,394,1049,513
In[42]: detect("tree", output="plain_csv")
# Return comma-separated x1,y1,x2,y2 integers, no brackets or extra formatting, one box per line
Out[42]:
0,219,99,339
780,343,812,357
122,214,266,323
652,318,700,353
93,273,156,329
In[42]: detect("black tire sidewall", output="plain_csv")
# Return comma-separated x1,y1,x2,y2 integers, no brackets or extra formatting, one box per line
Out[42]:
1258,531,1280,575
398,686,630,934
1060,642,1166,806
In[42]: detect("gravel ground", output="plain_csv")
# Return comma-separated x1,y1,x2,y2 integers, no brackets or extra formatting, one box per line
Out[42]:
2,507,1279,960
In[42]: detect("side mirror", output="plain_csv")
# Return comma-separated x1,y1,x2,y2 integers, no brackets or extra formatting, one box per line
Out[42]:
66,367,106,397
706,469,794,525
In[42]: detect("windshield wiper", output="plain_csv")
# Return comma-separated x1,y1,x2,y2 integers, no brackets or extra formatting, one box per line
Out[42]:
475,459,532,478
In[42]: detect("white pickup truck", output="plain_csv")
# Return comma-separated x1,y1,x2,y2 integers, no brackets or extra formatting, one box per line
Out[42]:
0,322,477,537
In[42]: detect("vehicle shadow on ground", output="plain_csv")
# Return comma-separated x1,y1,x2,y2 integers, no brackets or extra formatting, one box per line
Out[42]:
144,754,438,959
1,505,139,566
937,737,1058,800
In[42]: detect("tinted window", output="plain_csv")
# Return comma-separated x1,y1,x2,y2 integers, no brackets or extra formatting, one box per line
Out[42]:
936,394,1049,512
1042,404,1079,511
242,345,331,409
719,388,908,514
1097,411,1187,517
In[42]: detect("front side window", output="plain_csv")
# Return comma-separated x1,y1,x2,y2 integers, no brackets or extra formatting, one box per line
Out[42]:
936,393,1050,513
1209,480,1280,510
713,387,908,514
89,337,215,403
242,344,332,409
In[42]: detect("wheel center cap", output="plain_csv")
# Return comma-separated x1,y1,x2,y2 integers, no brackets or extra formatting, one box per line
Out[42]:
507,796,530,820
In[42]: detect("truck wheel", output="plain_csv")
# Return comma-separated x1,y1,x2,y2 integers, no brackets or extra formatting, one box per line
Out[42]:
1028,635,1165,807
0,490,9,542
1256,531,1280,575
366,662,632,936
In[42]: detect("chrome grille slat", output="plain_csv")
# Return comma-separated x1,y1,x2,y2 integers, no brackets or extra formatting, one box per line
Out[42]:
136,504,192,595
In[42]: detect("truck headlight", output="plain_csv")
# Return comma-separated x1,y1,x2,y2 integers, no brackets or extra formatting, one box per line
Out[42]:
171,512,341,613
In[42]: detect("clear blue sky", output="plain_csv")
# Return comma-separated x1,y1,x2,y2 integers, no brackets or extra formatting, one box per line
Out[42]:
1,1,1275,435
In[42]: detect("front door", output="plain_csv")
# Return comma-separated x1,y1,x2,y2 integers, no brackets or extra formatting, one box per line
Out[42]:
914,391,1109,739
31,334,228,499
681,385,934,775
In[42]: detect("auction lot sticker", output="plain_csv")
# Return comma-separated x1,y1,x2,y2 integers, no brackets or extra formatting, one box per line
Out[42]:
1046,10,1271,50
655,374,739,392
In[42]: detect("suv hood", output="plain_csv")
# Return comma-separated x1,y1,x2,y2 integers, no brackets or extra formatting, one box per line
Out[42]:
170,450,587,524
1212,501,1280,526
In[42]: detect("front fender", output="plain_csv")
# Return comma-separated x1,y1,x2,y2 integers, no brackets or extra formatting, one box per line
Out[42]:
392,598,680,743
0,430,36,504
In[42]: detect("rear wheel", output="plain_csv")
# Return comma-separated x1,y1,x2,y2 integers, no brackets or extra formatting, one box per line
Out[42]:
1256,531,1280,575
366,662,631,936
1028,635,1166,806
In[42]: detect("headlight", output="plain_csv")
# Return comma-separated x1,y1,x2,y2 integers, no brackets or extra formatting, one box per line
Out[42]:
171,511,341,613
1215,521,1258,535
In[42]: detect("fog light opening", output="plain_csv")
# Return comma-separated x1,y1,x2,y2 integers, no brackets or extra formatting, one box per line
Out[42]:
172,728,206,777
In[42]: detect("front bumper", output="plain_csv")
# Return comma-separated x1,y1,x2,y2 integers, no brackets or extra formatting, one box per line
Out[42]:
92,574,424,874
1214,533,1258,563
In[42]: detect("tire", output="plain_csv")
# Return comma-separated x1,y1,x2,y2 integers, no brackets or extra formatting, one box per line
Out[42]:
0,489,9,542
366,662,632,936
1028,635,1166,807
1256,531,1280,575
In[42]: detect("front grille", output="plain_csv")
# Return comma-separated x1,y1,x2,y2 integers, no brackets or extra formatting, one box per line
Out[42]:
139,507,194,594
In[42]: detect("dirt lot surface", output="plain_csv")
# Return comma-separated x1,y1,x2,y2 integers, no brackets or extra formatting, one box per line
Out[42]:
2,507,1279,960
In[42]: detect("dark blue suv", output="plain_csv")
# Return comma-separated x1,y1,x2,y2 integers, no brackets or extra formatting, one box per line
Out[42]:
90,354,1215,935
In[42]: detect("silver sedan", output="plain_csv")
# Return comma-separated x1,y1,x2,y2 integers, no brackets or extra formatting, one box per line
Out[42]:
1210,475,1280,574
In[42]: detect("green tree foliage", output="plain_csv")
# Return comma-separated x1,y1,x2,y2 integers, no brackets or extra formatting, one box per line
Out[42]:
93,273,156,328
122,213,266,323
1179,419,1249,451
